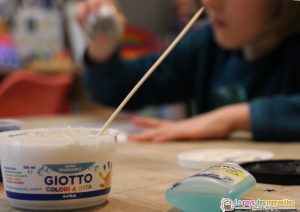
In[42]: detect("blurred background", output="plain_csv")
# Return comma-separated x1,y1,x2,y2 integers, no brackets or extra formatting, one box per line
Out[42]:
0,0,203,119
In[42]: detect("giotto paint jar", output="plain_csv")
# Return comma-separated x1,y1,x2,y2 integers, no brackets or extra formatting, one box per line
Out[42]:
0,128,118,210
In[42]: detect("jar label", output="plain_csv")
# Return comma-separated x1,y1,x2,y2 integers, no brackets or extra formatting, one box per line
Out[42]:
192,163,249,185
2,161,112,200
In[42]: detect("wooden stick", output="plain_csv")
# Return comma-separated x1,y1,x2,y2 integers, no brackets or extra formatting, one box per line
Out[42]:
98,7,205,135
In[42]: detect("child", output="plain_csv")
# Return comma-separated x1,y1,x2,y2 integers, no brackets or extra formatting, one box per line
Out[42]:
77,0,300,142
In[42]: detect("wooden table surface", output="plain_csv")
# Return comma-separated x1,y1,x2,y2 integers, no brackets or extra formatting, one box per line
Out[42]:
0,115,300,211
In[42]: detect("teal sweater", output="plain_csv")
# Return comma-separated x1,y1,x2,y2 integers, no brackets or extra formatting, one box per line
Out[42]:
83,23,300,141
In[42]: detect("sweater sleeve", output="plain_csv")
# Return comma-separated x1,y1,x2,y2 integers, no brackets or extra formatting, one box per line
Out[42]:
82,24,212,110
250,95,300,141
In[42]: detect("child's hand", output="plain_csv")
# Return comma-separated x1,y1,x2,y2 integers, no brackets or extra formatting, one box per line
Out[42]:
77,0,126,62
128,103,250,142
132,116,172,128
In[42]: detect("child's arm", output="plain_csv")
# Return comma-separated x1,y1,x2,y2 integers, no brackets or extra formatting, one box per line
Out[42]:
129,95,300,142
82,24,213,111
250,95,300,141
128,103,250,142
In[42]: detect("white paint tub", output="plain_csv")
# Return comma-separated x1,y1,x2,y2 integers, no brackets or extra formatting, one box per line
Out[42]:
0,128,118,210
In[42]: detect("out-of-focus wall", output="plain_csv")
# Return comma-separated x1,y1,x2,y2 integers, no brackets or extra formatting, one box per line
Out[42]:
119,0,172,34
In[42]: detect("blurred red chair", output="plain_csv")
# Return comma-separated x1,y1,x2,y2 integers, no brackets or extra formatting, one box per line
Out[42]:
0,71,73,117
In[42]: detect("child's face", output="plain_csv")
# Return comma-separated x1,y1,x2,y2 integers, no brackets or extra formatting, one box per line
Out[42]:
202,0,279,49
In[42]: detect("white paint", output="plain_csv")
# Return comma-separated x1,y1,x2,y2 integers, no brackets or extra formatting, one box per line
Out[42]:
177,148,273,169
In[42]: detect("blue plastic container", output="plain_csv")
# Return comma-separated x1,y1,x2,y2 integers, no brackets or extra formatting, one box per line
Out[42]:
166,162,256,212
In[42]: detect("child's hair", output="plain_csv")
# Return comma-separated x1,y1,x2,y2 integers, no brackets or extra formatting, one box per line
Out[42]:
237,0,300,59
267,0,300,39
